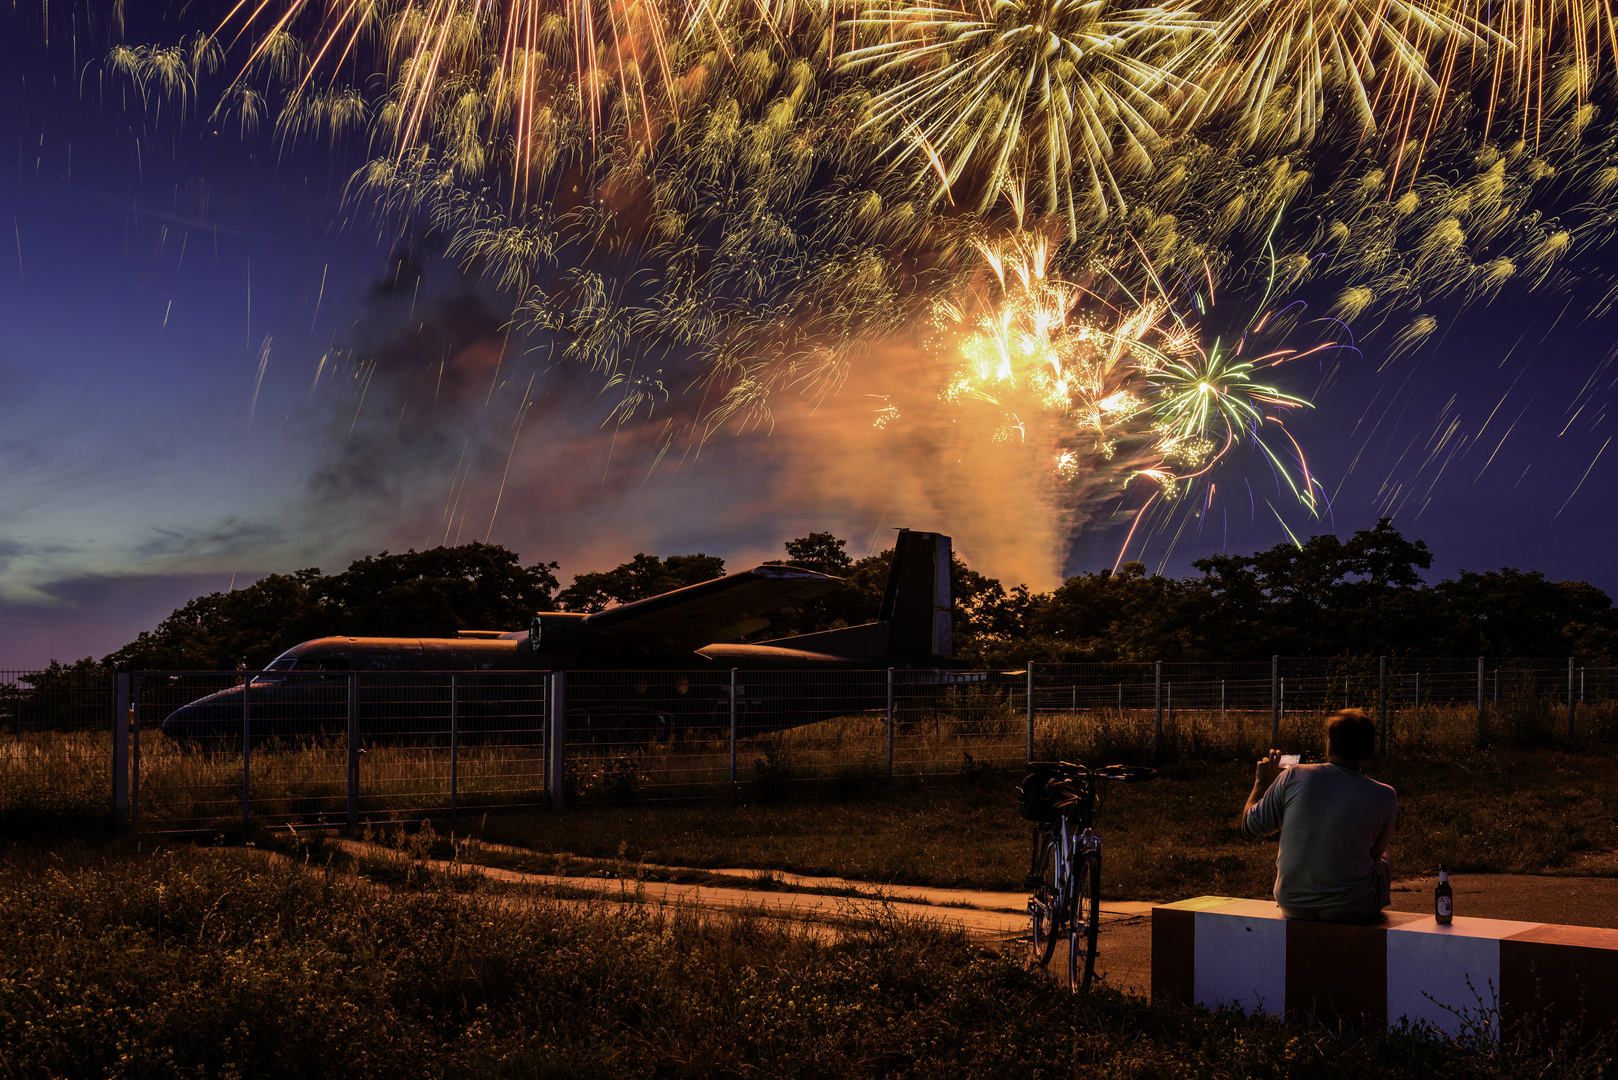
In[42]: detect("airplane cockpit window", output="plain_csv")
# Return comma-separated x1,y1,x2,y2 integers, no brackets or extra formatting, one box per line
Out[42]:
266,658,298,671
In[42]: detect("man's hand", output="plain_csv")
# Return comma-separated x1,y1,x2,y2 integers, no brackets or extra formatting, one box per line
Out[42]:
1242,749,1284,822
1254,749,1283,790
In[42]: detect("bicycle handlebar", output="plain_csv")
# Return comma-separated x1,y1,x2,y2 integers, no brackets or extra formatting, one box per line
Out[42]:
1026,760,1158,783
1091,764,1158,782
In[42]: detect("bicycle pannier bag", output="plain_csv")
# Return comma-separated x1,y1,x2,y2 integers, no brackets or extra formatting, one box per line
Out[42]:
1017,773,1057,821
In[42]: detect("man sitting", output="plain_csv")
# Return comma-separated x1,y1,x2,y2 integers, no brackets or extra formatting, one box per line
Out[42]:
1241,709,1398,922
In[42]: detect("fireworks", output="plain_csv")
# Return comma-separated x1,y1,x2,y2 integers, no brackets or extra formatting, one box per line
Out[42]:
1182,0,1488,155
836,0,1201,223
100,0,1618,572
913,209,1323,545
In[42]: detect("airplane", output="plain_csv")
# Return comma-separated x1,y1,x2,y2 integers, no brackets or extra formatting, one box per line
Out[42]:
160,530,959,743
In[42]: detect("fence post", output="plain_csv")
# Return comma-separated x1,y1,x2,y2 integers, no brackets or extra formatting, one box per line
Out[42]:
449,675,459,823
1270,655,1280,744
346,672,359,827
729,668,738,790
540,672,550,809
549,671,567,812
113,673,130,819
1494,669,1500,707
886,668,895,790
1477,656,1486,745
130,673,141,822
1154,661,1163,762
1025,664,1035,762
1568,657,1577,736
1220,679,1227,725
241,670,252,819
1378,656,1388,756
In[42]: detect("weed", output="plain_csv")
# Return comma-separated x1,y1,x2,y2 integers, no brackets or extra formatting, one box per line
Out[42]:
752,738,798,801
0,838,1604,1078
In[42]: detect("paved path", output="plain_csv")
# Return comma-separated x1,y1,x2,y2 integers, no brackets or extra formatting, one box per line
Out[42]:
334,841,1618,998
336,840,1141,938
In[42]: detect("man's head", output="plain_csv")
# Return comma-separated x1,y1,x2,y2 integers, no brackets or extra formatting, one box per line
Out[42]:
1326,709,1376,766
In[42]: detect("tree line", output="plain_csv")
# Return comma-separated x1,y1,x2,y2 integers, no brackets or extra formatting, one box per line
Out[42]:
25,520,1618,679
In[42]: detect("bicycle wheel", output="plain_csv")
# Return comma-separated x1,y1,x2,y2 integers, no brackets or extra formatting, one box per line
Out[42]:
1066,850,1101,990
1027,827,1061,968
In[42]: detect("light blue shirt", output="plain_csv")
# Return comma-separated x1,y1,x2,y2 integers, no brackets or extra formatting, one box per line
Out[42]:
1242,762,1398,920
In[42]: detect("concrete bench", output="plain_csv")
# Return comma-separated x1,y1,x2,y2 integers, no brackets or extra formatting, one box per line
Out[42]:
1152,896,1618,1041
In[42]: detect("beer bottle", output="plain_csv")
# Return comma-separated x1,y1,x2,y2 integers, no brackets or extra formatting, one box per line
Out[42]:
1435,865,1453,924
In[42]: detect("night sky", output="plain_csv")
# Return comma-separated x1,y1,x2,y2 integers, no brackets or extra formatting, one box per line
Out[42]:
3,3,1615,669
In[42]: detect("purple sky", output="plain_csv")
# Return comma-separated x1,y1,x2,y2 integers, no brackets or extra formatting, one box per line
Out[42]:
2,5,1615,669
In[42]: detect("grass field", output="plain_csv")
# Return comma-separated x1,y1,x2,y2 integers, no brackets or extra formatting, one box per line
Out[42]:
4,704,1616,1076
0,837,1608,1079
441,745,1618,902
5,703,1617,906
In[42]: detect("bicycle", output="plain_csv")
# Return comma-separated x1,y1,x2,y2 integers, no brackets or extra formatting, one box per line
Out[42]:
1018,760,1157,989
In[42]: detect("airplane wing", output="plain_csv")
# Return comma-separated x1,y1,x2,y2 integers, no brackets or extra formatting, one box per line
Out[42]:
583,565,843,652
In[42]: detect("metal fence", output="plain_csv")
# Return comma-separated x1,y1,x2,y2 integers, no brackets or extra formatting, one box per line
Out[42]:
565,667,1020,805
1023,657,1615,760
0,667,114,828
111,670,557,831
2,657,1615,830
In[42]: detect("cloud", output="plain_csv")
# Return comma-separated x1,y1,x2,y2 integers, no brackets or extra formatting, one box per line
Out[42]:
132,518,289,562
0,537,76,574
0,570,248,668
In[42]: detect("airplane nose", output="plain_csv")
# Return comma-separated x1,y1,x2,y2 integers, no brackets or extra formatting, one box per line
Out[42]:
160,688,243,742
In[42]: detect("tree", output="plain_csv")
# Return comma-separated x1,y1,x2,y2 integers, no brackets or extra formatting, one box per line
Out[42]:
1185,519,1441,657
329,542,560,636
1432,569,1618,657
103,569,330,671
556,552,725,612
1341,519,1432,589
79,523,1618,673
1015,563,1200,663
2,658,112,731
950,557,1040,666
104,543,560,670
779,532,854,576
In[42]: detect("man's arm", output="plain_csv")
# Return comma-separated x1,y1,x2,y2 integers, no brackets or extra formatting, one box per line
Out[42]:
1240,749,1284,831
1368,791,1398,858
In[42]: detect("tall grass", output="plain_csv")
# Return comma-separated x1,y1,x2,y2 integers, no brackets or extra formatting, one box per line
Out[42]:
2,696,1615,830
1033,699,1618,764
0,838,1605,1078
459,744,1618,905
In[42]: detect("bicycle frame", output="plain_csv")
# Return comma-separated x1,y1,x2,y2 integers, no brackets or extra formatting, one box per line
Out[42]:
1027,804,1101,972
1022,761,1153,990
1029,816,1100,924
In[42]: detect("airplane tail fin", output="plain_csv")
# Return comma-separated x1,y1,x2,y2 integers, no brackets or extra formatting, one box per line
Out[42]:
880,529,953,661
750,529,954,662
